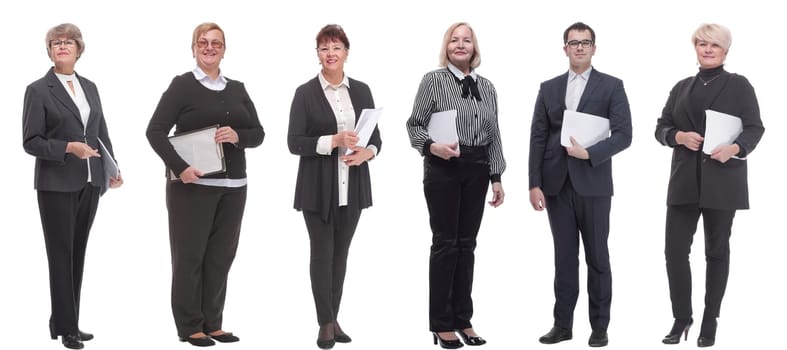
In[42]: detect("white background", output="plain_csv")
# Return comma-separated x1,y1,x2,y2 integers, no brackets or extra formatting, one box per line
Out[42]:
2,1,784,349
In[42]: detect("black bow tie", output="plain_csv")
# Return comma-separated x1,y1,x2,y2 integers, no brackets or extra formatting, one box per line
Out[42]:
454,75,482,101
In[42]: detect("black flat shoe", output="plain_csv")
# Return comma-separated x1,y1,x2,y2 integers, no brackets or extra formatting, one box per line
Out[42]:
538,326,572,344
210,332,239,343
62,334,84,349
317,323,335,349
316,338,335,349
334,332,351,343
78,331,94,341
455,329,486,346
697,317,717,347
433,332,463,349
588,330,608,347
179,336,216,347
663,318,693,344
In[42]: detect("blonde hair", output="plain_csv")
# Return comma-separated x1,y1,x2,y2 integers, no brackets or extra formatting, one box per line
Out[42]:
439,22,481,69
692,23,731,52
45,23,85,60
192,22,225,49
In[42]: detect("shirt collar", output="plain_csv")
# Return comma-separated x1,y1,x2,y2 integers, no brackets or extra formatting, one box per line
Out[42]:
318,71,350,90
568,66,592,82
192,66,227,84
447,62,477,81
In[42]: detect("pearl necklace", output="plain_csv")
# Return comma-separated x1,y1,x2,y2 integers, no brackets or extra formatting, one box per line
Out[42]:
698,74,721,86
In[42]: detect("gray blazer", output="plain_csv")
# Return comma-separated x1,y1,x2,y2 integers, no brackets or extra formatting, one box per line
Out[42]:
22,68,116,193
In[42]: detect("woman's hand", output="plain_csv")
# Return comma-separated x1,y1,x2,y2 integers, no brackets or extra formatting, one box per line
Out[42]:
179,166,203,184
109,174,124,188
710,143,740,163
675,131,704,151
341,147,374,166
430,142,460,160
529,187,546,211
332,131,359,149
488,182,505,207
215,126,239,144
66,142,100,159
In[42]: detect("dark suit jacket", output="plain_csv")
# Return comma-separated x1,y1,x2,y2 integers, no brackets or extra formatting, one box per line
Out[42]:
22,68,116,193
288,76,382,222
655,72,764,210
529,69,632,197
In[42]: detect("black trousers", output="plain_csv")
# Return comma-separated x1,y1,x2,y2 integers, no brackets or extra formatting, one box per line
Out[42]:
545,179,612,331
423,153,489,332
303,207,361,326
665,204,735,320
166,182,247,338
37,184,100,337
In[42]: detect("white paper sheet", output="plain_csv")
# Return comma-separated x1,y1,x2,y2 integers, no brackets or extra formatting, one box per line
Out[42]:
560,110,610,148
346,108,383,155
427,110,459,144
168,125,225,180
703,109,743,158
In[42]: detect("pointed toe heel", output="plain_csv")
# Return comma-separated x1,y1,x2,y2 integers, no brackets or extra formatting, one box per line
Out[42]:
662,318,693,344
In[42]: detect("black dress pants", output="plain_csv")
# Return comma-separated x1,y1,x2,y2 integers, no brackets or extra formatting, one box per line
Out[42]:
166,182,247,338
665,204,735,320
37,184,100,337
423,152,489,332
545,179,612,331
303,206,361,326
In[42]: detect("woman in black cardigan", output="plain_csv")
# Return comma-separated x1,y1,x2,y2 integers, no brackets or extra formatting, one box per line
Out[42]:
287,24,381,350
655,23,764,347
146,22,264,347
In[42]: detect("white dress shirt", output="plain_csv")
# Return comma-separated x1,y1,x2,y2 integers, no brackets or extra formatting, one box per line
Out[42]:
566,67,592,111
55,71,92,182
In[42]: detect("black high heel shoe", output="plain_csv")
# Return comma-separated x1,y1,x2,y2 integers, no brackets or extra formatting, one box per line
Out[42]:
697,318,717,347
662,318,693,344
432,332,463,349
455,329,486,346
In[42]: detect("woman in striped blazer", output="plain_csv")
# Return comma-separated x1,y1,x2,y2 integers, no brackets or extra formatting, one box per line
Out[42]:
405,22,506,349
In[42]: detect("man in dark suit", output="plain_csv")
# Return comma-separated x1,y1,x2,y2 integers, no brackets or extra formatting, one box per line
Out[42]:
528,22,632,348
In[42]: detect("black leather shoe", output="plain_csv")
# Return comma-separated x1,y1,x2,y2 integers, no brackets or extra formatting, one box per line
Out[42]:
433,332,463,349
316,338,336,349
78,331,94,341
588,330,608,347
334,332,351,343
456,329,486,346
539,326,572,344
62,334,84,349
697,317,717,347
179,336,216,347
662,318,693,344
317,324,335,349
210,332,239,343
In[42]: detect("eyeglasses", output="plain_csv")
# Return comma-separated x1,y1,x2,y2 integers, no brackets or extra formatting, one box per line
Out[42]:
196,39,224,49
50,39,76,48
317,46,346,54
566,40,594,49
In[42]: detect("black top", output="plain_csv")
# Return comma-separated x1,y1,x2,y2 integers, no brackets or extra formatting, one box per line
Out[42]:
146,72,264,179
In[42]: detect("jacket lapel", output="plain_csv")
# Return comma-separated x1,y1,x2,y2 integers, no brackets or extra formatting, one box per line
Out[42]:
577,69,598,112
78,74,98,128
45,68,83,127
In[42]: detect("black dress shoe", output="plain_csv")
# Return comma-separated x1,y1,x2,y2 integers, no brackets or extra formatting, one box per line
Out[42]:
697,317,717,347
456,329,486,346
662,318,693,344
539,326,572,344
210,332,239,343
432,332,463,349
179,336,216,347
316,338,335,349
317,323,335,349
62,334,84,349
334,332,351,343
78,331,94,341
588,330,608,347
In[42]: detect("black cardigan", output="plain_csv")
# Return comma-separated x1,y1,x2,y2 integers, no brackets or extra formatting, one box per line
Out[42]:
147,72,264,179
288,76,382,222
655,69,765,209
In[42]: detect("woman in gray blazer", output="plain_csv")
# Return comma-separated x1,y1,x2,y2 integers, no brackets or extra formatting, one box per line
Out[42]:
22,23,122,350
287,24,381,350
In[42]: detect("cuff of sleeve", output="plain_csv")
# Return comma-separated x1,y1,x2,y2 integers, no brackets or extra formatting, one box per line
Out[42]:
316,135,333,155
422,139,434,156
367,145,378,159
733,141,748,158
490,174,501,183
666,129,679,147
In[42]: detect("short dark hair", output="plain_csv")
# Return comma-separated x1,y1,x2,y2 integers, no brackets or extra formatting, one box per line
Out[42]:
316,24,349,49
563,22,595,44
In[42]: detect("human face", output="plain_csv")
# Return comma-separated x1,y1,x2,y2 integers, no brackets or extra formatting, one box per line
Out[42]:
563,29,595,72
49,36,78,73
193,29,225,71
447,25,474,73
317,39,348,75
695,40,727,69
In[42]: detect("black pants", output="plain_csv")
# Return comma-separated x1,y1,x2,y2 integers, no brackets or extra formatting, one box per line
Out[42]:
37,184,100,337
665,204,735,320
545,179,612,331
166,182,247,338
424,152,490,332
303,207,361,326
